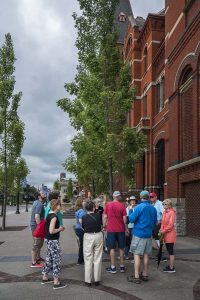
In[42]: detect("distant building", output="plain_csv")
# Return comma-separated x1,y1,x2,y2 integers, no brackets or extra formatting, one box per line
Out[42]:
60,172,66,181
59,174,78,202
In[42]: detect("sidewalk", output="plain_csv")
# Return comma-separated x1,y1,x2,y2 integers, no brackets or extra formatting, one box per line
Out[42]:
0,209,200,300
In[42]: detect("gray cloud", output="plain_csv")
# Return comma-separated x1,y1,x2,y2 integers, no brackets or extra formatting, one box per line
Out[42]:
0,0,164,188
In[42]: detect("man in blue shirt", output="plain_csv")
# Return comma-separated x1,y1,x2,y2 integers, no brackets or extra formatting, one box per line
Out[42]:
150,192,166,261
127,191,157,284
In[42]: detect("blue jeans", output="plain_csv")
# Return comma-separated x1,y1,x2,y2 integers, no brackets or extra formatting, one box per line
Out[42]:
75,228,84,263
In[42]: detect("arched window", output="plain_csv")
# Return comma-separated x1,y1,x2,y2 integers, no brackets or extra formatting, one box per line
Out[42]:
160,76,165,110
198,60,200,152
155,139,165,201
144,47,148,73
179,66,193,161
143,86,148,117
156,82,160,112
125,36,132,58
157,76,165,113
118,12,126,22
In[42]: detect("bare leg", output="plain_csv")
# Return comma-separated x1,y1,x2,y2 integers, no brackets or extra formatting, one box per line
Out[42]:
110,249,115,266
143,254,149,276
169,255,175,269
134,254,141,278
119,248,124,266
31,250,36,264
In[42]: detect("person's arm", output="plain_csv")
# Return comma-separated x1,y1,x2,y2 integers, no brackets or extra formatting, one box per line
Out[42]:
49,217,64,234
103,213,108,229
123,215,127,225
122,205,127,225
160,202,164,214
35,214,41,224
128,206,139,223
35,202,43,223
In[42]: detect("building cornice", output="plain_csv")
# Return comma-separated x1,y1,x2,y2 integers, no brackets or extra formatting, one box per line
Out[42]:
168,156,200,172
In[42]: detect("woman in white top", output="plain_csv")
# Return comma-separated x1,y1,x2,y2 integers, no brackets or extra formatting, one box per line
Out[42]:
125,196,138,259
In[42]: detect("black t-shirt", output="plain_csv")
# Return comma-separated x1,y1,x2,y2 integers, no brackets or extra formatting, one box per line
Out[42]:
94,206,104,224
82,213,102,233
45,213,60,240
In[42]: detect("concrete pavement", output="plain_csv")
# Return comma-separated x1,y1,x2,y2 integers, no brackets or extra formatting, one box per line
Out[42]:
0,206,200,300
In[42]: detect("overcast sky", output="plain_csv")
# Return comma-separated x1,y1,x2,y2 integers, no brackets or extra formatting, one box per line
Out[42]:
0,0,164,189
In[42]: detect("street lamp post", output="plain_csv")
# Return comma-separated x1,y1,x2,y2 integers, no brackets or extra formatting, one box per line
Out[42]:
15,192,20,214
25,194,29,212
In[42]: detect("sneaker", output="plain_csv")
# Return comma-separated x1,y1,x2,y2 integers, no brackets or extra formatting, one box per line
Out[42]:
139,273,149,281
120,266,125,273
127,275,141,284
94,281,100,286
106,266,117,274
84,282,91,287
41,278,54,285
163,266,176,273
76,261,84,266
30,262,44,268
125,256,129,260
53,283,68,290
37,257,45,263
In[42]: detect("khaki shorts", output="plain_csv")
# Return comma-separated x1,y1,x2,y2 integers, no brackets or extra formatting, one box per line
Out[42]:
130,235,152,255
32,230,44,252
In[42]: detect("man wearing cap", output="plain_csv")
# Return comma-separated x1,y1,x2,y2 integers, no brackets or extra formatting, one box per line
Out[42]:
150,192,165,260
103,191,127,274
127,191,157,284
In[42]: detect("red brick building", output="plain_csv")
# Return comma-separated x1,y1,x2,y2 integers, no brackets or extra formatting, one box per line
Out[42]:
117,0,200,237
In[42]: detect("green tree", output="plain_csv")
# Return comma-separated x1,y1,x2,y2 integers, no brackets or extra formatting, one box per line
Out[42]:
58,0,146,195
67,178,73,200
53,179,60,191
0,33,26,230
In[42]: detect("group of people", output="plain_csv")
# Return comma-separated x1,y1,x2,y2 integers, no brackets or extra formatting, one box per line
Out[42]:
30,189,176,290
74,190,176,286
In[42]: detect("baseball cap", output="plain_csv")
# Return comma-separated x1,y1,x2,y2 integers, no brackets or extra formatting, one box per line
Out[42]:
140,190,149,198
150,192,157,197
130,196,136,200
113,191,121,198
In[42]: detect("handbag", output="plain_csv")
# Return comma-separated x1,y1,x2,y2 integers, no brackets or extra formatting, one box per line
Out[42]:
33,219,46,239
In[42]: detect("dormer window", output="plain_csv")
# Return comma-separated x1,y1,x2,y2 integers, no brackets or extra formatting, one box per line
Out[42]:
118,12,126,22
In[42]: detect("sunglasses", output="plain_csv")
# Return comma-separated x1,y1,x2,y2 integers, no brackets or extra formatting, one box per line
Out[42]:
150,196,155,198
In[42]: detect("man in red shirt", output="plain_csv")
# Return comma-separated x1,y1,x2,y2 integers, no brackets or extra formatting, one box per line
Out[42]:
103,191,127,273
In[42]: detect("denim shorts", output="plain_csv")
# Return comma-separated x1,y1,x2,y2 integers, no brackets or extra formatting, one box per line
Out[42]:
106,232,125,250
130,235,152,255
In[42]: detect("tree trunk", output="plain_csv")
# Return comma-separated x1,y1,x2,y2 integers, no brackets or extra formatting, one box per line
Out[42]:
109,157,113,199
2,111,7,231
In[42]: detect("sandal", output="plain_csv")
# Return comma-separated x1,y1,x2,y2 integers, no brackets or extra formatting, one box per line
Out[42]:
139,273,149,281
127,275,141,284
